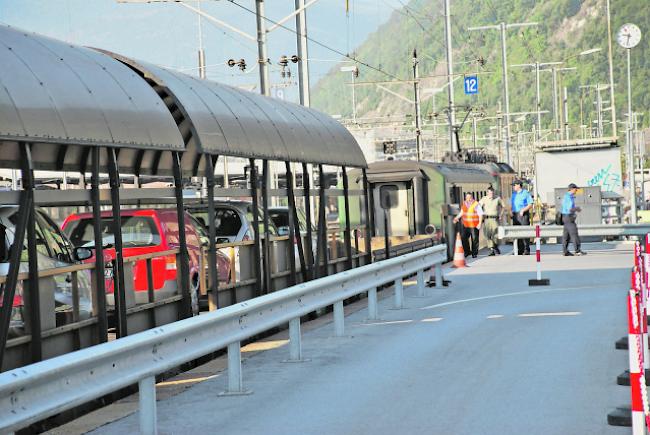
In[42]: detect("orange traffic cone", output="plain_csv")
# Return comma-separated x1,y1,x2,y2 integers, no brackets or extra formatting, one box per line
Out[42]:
452,232,467,268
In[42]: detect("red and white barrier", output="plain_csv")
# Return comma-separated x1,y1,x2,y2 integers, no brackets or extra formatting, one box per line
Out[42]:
528,225,550,286
628,287,647,433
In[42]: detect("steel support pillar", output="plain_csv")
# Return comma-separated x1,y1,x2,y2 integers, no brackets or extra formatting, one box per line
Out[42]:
107,148,128,338
22,144,42,364
90,147,108,342
172,152,192,318
302,163,314,278
316,164,328,278
285,162,306,284
261,160,272,294
205,155,220,310
362,169,374,264
342,167,353,270
249,159,263,297
0,186,31,369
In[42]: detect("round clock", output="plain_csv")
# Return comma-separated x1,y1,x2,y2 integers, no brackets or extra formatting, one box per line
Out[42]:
617,23,642,49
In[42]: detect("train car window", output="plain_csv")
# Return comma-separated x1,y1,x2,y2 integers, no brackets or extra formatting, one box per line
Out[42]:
450,186,462,204
379,185,399,209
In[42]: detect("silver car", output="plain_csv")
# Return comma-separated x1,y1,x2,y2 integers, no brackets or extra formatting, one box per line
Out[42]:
0,206,93,337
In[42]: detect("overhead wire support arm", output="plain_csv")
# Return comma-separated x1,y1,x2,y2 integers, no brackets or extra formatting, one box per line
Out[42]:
266,0,322,33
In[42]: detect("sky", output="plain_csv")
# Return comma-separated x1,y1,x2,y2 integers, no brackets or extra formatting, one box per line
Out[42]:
0,0,405,103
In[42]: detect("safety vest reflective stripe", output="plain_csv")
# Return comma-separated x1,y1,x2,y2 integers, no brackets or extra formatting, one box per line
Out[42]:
462,201,480,228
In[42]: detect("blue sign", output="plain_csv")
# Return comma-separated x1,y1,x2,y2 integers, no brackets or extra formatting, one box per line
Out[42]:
464,76,479,95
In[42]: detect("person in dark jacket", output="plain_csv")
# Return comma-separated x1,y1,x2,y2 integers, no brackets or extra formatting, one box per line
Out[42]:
561,183,587,256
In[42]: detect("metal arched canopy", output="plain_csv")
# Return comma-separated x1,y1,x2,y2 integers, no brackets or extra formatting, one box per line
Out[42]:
0,25,184,175
103,52,367,172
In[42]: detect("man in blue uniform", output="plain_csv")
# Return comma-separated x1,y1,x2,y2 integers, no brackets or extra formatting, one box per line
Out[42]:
561,183,586,256
511,180,532,255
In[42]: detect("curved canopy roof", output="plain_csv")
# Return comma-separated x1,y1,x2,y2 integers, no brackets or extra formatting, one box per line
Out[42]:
106,53,367,171
0,25,185,174
367,160,494,184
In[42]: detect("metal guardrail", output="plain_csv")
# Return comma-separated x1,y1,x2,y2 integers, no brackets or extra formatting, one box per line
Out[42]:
0,244,447,434
498,224,650,240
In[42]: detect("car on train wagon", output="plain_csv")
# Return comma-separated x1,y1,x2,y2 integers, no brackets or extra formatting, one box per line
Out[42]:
61,209,231,312
0,205,94,338
186,200,280,244
185,201,280,282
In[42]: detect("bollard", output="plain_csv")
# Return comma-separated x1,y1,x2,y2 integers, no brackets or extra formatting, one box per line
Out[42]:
394,278,404,309
333,300,345,337
219,341,251,396
367,287,378,320
529,225,550,286
416,269,425,297
138,376,157,435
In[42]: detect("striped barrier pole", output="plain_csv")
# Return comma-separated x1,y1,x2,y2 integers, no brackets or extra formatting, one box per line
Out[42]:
633,265,650,377
628,287,646,434
528,224,550,286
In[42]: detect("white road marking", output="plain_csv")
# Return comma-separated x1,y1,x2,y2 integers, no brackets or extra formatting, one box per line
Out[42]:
486,315,504,319
421,317,443,322
360,320,414,326
420,284,612,310
518,312,581,317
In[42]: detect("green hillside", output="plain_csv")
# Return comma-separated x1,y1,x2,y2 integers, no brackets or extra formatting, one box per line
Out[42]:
312,0,649,137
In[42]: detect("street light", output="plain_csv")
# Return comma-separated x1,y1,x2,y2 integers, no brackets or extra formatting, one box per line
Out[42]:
340,65,359,123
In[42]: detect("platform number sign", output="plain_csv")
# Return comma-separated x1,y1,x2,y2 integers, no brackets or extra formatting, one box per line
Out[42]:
464,76,478,95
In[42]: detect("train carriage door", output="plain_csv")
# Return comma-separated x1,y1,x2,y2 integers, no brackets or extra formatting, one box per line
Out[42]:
374,182,410,236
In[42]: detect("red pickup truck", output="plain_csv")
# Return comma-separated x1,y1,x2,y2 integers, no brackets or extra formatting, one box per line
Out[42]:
62,209,230,309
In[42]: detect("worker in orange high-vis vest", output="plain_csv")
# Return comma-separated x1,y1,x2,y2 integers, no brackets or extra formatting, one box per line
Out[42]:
453,192,484,258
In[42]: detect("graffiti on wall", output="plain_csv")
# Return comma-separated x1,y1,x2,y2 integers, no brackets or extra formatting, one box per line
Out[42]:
587,163,622,191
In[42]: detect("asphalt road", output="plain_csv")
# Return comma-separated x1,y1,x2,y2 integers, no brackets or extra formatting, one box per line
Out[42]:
92,242,633,435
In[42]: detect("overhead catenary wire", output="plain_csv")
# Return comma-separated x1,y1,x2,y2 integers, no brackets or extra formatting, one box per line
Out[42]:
218,0,403,81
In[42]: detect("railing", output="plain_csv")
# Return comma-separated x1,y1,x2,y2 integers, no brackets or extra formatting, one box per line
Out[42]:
0,244,447,434
498,224,650,241
0,249,189,371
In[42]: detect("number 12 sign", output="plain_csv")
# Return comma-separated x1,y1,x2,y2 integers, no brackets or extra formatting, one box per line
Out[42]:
464,76,478,95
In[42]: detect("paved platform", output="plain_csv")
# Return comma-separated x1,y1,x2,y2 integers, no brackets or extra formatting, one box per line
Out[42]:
57,242,633,434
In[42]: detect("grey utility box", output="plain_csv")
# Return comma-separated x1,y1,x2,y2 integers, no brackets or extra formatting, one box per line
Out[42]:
553,186,602,225
553,186,602,242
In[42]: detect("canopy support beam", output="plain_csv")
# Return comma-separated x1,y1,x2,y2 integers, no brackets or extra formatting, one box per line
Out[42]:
249,160,263,298
172,152,192,318
90,147,108,342
107,148,128,338
205,155,220,311
302,163,314,280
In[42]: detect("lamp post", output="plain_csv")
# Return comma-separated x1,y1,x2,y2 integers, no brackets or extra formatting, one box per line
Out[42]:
468,21,538,165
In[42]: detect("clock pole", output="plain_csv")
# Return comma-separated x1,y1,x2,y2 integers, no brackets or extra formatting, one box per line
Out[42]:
627,47,637,223
617,23,641,224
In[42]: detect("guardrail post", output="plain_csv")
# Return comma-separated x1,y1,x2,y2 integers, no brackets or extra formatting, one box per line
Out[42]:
514,237,519,256
417,269,425,297
334,301,345,336
138,376,157,435
284,317,309,363
394,278,404,309
220,341,251,396
367,287,379,320
434,264,443,288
